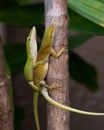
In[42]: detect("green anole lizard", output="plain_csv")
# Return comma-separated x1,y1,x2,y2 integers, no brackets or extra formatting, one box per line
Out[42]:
24,24,104,130
24,26,43,130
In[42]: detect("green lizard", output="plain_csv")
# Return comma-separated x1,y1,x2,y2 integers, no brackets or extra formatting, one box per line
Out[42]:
24,26,43,130
24,26,37,85
24,24,104,130
24,26,42,91
32,24,65,130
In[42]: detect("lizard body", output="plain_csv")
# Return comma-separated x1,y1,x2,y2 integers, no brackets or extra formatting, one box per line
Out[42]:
24,24,104,130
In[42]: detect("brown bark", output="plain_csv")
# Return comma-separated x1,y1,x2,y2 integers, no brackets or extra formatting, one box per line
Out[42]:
0,38,14,130
44,0,70,130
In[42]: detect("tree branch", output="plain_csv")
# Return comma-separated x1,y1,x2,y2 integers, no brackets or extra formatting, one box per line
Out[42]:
44,0,70,130
0,38,14,130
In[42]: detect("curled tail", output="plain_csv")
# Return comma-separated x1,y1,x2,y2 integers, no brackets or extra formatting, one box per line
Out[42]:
33,91,40,130
41,87,104,116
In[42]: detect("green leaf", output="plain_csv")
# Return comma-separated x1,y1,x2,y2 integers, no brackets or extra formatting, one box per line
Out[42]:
69,33,93,50
36,24,45,39
69,9,104,34
16,0,34,5
69,51,99,92
68,0,104,28
0,4,44,26
3,44,26,74
0,3,103,34
0,0,17,7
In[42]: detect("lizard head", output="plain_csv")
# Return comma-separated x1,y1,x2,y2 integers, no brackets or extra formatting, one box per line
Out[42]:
26,26,38,63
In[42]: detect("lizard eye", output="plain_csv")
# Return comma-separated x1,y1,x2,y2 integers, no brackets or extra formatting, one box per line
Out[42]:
27,37,31,41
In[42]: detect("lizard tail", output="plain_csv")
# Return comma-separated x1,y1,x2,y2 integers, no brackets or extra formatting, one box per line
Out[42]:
41,87,104,116
33,91,40,130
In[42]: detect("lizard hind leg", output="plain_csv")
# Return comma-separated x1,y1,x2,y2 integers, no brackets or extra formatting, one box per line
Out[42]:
28,81,40,91
40,81,61,91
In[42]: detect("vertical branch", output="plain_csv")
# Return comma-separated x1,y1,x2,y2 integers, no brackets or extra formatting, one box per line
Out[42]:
0,39,14,130
44,0,70,130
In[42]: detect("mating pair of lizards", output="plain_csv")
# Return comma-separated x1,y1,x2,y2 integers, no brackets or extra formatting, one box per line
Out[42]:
24,23,104,130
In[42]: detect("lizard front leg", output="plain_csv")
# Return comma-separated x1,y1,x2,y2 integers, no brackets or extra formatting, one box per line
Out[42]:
50,47,66,58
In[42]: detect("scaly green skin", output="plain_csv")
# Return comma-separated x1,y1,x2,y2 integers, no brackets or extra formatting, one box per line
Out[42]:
24,24,104,130
24,26,40,130
33,24,65,86
41,87,104,116
24,26,37,81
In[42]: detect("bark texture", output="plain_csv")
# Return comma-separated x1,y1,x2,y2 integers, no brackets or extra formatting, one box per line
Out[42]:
0,39,14,130
44,0,70,130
